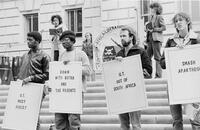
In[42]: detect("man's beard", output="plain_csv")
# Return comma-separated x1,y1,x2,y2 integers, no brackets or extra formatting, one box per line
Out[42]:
122,40,131,47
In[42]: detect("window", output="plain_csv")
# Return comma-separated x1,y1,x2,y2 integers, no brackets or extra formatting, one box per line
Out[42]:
24,13,38,32
141,0,151,24
67,8,82,37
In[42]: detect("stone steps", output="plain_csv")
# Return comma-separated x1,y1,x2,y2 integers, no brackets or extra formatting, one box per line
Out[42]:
0,115,189,124
0,124,191,130
0,79,192,130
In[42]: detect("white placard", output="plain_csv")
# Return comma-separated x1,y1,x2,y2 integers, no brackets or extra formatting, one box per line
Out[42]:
165,44,200,104
3,82,44,130
102,55,148,115
49,61,82,114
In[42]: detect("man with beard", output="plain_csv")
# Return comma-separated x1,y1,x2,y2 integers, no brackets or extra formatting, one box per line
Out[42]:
116,26,152,130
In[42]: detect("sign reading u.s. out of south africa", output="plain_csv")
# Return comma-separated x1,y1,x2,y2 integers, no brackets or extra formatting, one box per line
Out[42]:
165,44,200,105
3,81,44,130
102,55,148,115
49,61,82,114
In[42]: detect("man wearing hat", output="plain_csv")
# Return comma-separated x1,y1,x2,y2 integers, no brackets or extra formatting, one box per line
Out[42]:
116,26,152,130
18,31,51,129
54,30,90,130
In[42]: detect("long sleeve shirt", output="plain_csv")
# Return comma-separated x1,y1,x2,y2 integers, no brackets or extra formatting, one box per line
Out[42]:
59,49,90,92
18,49,51,84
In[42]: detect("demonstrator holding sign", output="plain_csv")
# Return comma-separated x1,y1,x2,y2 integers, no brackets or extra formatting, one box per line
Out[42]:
17,31,50,130
160,12,200,130
116,26,152,130
54,30,90,130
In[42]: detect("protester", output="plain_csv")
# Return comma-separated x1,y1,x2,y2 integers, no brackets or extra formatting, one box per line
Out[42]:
160,12,200,130
82,32,95,81
17,31,50,130
116,26,152,130
55,30,90,130
50,14,66,61
145,2,166,78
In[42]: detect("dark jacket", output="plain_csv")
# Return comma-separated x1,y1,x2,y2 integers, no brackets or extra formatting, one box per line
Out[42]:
147,15,166,43
82,41,93,59
18,49,51,84
160,32,200,69
116,45,152,75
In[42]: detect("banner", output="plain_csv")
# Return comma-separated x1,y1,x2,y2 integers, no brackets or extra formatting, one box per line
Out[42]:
49,61,82,114
102,55,148,114
3,81,44,130
93,25,129,70
165,44,200,104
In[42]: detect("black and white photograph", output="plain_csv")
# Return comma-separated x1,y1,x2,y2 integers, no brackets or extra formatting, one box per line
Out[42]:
1,0,200,130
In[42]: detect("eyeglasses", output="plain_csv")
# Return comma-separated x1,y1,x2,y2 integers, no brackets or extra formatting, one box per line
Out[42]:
27,38,34,42
60,38,71,43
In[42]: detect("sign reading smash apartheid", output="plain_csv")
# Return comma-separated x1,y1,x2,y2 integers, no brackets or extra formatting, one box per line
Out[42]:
102,55,148,114
165,44,200,105
3,81,44,130
49,61,82,114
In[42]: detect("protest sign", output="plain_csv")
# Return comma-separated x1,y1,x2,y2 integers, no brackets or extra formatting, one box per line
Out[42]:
3,82,44,130
102,55,148,114
165,44,200,104
49,61,82,114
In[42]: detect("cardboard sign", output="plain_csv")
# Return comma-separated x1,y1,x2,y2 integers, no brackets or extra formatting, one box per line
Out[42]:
3,82,44,130
165,44,200,104
49,61,82,114
102,55,148,114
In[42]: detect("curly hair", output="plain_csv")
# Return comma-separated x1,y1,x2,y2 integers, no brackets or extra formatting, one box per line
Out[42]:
27,31,42,43
51,15,63,25
172,12,192,32
150,2,163,15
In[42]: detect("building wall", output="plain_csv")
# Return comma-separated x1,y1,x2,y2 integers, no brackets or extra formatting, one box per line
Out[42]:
83,0,101,39
158,0,179,45
0,0,200,56
101,0,143,42
0,0,23,56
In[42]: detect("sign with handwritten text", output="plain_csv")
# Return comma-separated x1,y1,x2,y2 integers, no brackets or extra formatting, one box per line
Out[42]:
49,61,82,114
165,44,200,104
3,82,44,130
102,55,148,114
